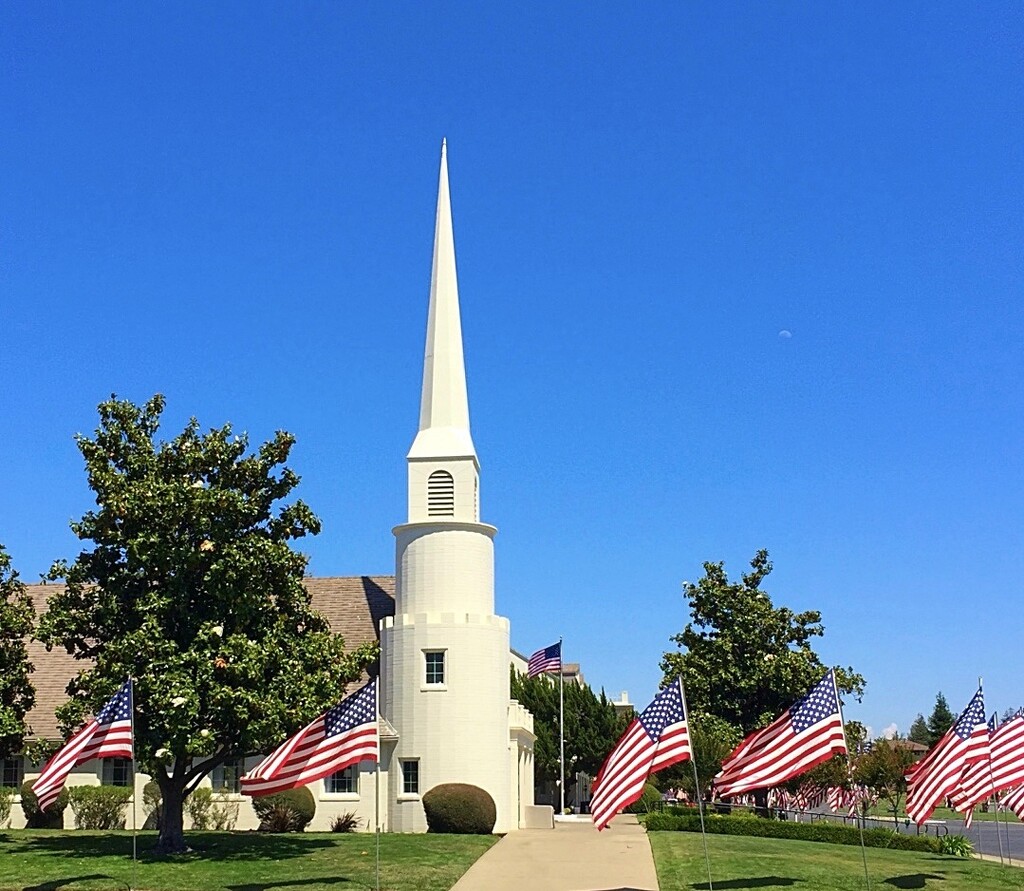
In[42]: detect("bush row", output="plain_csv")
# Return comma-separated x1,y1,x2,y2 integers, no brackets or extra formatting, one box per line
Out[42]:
643,811,944,853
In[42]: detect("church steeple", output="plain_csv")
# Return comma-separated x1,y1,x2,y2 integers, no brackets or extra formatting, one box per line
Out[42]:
407,139,477,463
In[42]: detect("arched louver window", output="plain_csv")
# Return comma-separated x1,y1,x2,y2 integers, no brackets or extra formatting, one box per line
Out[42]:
427,470,455,517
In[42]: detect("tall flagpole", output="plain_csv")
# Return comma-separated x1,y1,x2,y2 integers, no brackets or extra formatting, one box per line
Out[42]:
559,637,565,816
979,682,1005,867
677,677,713,891
129,677,138,891
375,678,381,891
833,671,870,891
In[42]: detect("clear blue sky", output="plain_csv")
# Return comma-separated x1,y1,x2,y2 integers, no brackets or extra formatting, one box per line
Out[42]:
2,3,1021,738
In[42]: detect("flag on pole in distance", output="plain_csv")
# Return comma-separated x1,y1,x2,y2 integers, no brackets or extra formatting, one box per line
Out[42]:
905,686,988,825
952,711,1024,825
589,678,691,831
241,680,378,797
714,671,847,799
33,679,134,812
527,642,561,678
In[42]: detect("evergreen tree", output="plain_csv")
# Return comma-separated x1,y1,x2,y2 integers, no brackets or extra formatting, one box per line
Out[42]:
926,692,955,747
908,713,930,745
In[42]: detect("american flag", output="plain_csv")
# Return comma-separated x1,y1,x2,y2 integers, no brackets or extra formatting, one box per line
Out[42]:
33,679,134,812
714,671,847,798
828,785,852,813
1003,784,1024,820
241,680,378,797
590,678,691,831
905,686,988,825
953,711,1024,823
527,642,561,678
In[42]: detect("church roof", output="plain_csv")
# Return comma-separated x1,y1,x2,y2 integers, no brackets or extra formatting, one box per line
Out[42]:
20,576,396,742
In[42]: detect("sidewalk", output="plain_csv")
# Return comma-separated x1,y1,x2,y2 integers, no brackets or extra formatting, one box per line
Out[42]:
450,815,659,891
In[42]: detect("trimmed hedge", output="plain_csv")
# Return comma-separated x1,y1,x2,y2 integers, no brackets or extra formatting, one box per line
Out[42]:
643,812,944,853
422,783,496,834
625,781,662,815
20,781,69,828
67,786,132,830
252,787,316,832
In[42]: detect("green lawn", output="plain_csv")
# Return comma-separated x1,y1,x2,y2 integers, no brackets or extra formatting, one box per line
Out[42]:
0,830,497,891
867,805,1020,824
649,831,1024,890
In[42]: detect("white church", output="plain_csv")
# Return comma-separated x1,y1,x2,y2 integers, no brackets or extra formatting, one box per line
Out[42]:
13,142,539,833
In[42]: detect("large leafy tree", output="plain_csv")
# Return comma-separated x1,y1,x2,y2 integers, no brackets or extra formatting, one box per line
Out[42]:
39,396,377,854
0,545,35,758
510,670,628,794
660,550,865,735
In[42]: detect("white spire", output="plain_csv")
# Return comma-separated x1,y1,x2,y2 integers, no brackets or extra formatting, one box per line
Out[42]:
408,139,477,461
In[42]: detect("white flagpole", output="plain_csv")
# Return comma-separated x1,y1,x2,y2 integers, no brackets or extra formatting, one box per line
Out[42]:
128,677,138,891
559,637,565,816
979,682,1005,867
374,677,381,891
833,671,870,891
677,677,713,891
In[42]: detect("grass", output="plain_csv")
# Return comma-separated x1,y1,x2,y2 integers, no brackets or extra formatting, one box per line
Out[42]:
650,831,1024,889
867,804,1021,824
0,830,497,891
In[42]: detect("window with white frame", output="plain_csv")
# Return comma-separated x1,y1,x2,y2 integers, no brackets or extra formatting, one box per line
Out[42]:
401,759,419,795
325,765,357,794
1,758,23,788
212,758,244,793
424,650,445,685
102,758,133,787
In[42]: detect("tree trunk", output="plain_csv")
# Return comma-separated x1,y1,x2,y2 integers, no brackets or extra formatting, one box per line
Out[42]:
154,777,189,855
753,788,770,818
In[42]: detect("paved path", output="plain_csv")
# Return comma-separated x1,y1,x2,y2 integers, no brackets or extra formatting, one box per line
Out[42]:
451,815,658,891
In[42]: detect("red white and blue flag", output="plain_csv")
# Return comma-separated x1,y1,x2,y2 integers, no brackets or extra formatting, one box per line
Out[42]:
527,642,561,678
241,680,378,797
905,686,988,825
590,678,691,831
1003,784,1024,821
714,671,847,798
952,710,1024,826
32,679,134,812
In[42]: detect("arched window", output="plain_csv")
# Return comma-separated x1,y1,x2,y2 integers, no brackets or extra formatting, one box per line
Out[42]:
427,470,455,517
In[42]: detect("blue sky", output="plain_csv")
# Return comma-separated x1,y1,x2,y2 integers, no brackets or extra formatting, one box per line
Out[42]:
2,3,1021,738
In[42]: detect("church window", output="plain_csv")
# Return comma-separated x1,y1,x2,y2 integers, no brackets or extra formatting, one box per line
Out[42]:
425,650,445,685
1,758,23,788
402,759,419,795
325,765,357,794
212,758,244,793
102,758,133,787
427,470,455,517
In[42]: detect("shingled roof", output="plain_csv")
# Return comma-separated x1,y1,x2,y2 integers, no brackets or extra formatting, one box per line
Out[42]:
21,576,396,741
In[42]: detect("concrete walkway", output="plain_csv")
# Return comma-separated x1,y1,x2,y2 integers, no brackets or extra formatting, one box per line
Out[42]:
450,815,659,891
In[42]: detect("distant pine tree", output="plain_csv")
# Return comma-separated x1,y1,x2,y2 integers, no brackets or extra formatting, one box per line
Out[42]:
926,693,955,747
908,714,930,745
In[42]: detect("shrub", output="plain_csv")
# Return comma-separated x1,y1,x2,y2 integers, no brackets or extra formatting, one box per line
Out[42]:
330,811,361,833
0,787,12,828
67,786,132,830
252,787,316,832
142,780,162,830
938,834,974,857
186,787,214,829
210,796,240,831
422,783,496,834
20,780,69,828
626,781,662,814
643,812,940,853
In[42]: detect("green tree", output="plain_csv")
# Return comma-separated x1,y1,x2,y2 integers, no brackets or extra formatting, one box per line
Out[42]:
854,739,919,826
0,545,35,758
908,714,930,745
510,671,628,792
39,396,377,854
660,550,865,734
659,713,742,801
926,693,955,747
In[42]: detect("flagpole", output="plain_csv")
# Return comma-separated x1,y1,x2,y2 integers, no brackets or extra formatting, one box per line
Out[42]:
833,671,870,891
559,637,565,816
374,677,381,891
978,681,1005,867
677,677,713,891
129,677,138,891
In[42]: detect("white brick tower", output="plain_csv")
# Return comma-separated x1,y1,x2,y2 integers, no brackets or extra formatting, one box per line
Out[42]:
381,141,514,833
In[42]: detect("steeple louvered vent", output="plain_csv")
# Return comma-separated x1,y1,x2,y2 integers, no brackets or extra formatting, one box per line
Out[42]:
427,470,455,517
